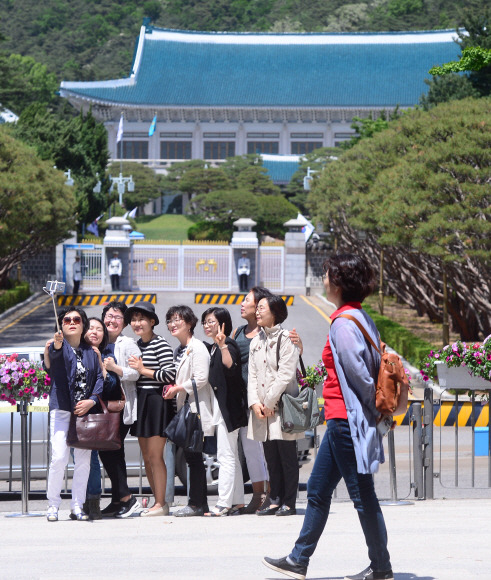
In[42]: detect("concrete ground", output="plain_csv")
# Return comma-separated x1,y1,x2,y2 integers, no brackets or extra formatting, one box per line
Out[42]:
1,489,490,579
1,292,490,579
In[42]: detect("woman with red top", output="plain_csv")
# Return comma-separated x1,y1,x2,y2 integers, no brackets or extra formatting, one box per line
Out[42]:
263,253,393,580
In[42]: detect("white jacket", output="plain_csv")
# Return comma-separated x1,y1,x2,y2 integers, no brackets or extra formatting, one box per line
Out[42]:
247,325,302,441
114,334,141,425
174,336,214,437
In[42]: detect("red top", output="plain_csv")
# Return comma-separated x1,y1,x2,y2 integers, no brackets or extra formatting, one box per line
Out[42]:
322,302,362,421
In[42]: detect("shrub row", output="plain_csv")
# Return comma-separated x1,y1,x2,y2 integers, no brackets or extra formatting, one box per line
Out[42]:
362,303,435,367
0,283,31,315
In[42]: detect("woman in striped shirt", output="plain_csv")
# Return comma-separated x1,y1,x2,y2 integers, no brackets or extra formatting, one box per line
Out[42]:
127,301,176,517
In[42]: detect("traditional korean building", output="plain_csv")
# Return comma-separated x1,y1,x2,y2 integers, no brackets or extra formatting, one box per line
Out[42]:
60,24,460,168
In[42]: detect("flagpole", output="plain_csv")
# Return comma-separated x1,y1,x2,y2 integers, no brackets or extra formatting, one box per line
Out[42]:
119,112,123,176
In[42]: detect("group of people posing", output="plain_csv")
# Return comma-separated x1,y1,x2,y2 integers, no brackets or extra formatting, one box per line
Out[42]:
44,252,393,580
44,285,303,521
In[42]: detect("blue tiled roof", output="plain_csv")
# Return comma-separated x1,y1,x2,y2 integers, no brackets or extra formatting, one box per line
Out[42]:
262,156,300,184
61,27,461,108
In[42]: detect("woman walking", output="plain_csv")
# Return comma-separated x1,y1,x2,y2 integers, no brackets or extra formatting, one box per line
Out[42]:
164,305,214,517
45,308,103,522
263,253,393,580
127,301,176,516
201,307,248,516
248,294,302,517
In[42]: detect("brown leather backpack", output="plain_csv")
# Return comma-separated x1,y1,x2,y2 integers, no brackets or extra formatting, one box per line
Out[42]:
338,313,409,418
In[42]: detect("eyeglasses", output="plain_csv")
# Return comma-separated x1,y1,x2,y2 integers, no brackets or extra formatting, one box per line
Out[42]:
202,320,217,327
105,314,124,321
166,317,183,326
63,316,82,325
256,306,268,313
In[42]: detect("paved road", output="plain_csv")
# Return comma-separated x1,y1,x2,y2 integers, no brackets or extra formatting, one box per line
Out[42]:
0,291,334,369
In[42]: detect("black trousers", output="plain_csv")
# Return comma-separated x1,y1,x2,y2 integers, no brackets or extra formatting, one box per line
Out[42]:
184,448,209,510
263,439,299,509
99,415,131,502
73,280,80,295
110,274,120,291
239,273,249,292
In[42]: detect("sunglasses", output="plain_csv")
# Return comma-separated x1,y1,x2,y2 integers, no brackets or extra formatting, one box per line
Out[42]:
63,316,82,325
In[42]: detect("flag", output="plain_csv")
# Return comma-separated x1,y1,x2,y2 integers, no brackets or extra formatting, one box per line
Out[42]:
297,213,315,243
128,206,138,219
123,211,129,219
148,115,157,137
87,221,99,236
116,114,124,143
86,213,104,237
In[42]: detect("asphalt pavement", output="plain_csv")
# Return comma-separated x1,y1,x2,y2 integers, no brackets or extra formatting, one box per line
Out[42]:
1,292,490,579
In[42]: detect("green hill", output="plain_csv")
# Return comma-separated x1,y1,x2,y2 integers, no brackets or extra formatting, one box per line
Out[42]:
1,0,486,82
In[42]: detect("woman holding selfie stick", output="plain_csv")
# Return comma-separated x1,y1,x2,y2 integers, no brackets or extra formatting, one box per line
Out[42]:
45,307,103,522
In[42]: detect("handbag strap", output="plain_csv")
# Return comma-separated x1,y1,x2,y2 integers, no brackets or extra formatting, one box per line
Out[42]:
97,395,109,414
276,332,307,380
337,313,382,355
190,378,201,418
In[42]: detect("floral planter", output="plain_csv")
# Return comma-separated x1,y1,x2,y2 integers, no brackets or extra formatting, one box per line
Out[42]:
436,363,491,390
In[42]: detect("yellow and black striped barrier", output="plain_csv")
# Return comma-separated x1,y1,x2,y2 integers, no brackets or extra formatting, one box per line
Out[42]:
393,401,489,427
57,294,157,307
195,293,295,306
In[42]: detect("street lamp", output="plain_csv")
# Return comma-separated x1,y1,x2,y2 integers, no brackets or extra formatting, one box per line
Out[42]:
110,173,135,205
64,169,74,187
93,173,102,194
303,167,318,191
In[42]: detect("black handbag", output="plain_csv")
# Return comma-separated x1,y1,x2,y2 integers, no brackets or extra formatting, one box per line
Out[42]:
66,396,121,451
164,379,204,453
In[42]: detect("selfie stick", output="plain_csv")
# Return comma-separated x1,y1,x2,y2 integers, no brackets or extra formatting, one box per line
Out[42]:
43,280,66,334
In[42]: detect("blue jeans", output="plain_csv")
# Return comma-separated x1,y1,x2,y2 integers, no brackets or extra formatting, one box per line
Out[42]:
290,419,391,572
87,450,102,498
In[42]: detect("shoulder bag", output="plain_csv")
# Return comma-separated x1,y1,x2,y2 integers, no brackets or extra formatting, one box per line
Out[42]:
66,396,121,451
163,379,204,453
337,313,410,419
276,333,321,434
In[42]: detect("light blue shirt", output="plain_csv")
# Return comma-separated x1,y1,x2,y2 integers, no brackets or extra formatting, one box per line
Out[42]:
330,308,385,474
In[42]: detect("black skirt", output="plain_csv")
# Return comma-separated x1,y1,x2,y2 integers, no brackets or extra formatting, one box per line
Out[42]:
130,387,175,438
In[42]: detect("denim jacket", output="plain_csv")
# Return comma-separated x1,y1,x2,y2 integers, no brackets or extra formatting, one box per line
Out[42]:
47,341,103,413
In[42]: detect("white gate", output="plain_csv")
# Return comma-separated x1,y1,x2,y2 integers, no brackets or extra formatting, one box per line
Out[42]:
259,245,284,292
67,242,287,292
131,243,232,291
80,246,104,292
182,245,232,291
131,244,180,290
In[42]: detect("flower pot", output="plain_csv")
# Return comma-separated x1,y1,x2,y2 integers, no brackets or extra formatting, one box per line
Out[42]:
436,363,491,390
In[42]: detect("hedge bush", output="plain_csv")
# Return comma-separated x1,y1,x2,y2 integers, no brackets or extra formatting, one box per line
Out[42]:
362,303,435,366
0,283,31,315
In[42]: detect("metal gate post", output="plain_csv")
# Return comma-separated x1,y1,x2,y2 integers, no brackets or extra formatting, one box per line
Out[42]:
423,388,434,499
412,403,424,499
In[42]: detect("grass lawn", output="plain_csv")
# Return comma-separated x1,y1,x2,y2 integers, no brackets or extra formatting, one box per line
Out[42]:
134,214,194,241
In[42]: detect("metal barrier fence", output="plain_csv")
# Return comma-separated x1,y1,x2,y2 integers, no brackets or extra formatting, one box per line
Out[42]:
2,391,490,513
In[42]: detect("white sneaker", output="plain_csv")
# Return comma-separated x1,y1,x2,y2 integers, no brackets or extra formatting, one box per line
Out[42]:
46,506,58,522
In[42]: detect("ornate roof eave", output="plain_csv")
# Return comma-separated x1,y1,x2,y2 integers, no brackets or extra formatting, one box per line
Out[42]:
61,92,401,116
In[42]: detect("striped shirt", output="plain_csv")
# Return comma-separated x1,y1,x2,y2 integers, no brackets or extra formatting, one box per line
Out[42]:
136,335,176,389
